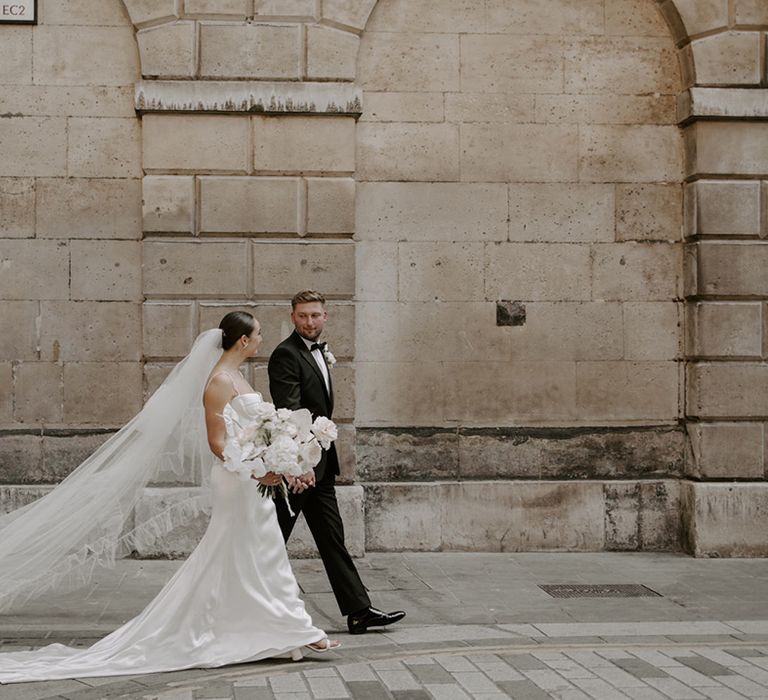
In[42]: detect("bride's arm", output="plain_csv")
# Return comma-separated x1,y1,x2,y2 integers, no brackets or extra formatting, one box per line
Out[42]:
203,375,234,460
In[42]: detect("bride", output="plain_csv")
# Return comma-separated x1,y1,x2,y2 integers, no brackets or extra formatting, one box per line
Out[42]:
0,311,339,684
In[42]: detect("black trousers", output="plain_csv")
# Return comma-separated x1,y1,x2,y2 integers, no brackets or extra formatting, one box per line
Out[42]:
275,470,370,616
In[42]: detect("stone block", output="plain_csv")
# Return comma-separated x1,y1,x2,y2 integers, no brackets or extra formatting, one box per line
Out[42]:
306,25,358,81
367,0,486,33
445,93,534,124
356,182,506,242
687,362,768,418
0,86,135,119
329,363,354,421
685,122,768,177
672,0,728,36
399,242,484,302
307,178,355,234
143,363,174,401
682,482,768,557
0,26,31,85
565,37,678,95
70,240,141,301
199,24,300,79
199,177,299,234
41,431,112,482
576,361,680,421
68,118,141,178
535,94,676,126
685,180,760,237
251,241,354,297
0,363,9,423
137,22,196,79
616,184,683,241
40,301,141,362
198,302,284,361
592,242,681,301
691,32,761,85
364,483,442,551
687,422,764,479
734,0,768,24
122,0,177,26
485,0,604,34
335,423,356,483
604,482,640,550
40,0,128,24
0,178,35,237
445,361,578,424
64,362,143,425
686,302,762,358
362,92,445,123
509,184,614,243
253,116,355,174
605,0,668,36
485,242,591,301
638,480,681,551
37,178,141,239
461,124,578,183
356,428,459,481
580,126,682,183
458,427,683,480
143,303,196,359
321,0,377,30
142,176,194,234
33,26,138,86
695,242,768,296
13,362,62,424
441,481,605,551
0,240,69,301
0,435,44,484
143,240,249,297
624,302,681,361
0,302,38,360
186,0,251,16
0,485,52,513
355,242,397,301
358,32,459,92
143,115,250,173
288,485,365,558
0,117,66,177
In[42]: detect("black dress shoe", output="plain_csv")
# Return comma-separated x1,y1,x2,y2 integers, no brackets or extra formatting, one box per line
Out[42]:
347,607,406,635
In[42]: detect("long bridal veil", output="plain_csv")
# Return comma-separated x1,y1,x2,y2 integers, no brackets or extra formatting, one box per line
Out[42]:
0,329,224,613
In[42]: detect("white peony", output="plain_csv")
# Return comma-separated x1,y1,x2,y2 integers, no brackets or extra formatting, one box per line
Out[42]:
288,408,313,442
263,435,300,474
298,439,322,472
311,416,337,450
239,399,276,423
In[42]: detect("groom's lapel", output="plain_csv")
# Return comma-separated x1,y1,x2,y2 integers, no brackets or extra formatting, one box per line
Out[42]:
291,332,331,405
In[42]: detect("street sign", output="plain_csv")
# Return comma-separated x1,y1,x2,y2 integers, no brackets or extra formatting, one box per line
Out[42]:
0,0,36,24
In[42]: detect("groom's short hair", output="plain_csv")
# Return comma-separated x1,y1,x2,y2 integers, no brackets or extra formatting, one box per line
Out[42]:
291,290,326,309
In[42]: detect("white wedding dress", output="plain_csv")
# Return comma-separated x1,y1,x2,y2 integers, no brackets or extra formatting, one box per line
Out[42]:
0,393,325,684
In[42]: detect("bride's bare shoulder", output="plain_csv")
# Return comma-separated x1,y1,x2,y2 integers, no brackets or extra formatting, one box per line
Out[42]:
203,372,235,406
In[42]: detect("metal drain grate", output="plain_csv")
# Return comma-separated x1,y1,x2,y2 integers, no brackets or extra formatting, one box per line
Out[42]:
539,584,661,598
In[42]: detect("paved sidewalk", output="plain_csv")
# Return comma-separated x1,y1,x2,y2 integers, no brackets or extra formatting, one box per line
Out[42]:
1,553,767,699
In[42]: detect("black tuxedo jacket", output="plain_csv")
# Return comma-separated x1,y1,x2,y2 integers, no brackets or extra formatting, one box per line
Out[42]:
267,331,338,481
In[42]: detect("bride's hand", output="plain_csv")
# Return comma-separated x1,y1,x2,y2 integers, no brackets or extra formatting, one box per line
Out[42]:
254,471,282,486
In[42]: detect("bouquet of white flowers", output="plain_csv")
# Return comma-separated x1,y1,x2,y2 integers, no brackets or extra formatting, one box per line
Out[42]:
222,401,337,500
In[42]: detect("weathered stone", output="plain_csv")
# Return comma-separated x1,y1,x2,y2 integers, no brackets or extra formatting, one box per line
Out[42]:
68,118,141,178
461,123,578,182
142,303,196,359
364,483,442,552
576,361,680,421
362,92,445,123
142,176,194,234
329,364,354,421
679,86,768,121
604,482,640,551
535,94,676,125
0,240,69,300
694,242,768,296
321,0,377,30
0,85,134,119
143,240,249,297
0,435,44,485
199,24,300,80
445,93,534,124
508,184,614,242
368,0,486,33
682,482,768,557
199,177,299,234
306,25,358,81
137,22,196,79
616,184,683,241
0,178,35,238
41,431,112,482
496,301,526,327
359,33,459,92
623,302,681,361
143,115,250,173
251,241,355,297
13,363,62,424
336,423,356,484
122,0,177,26
686,302,762,358
685,180,761,237
687,422,764,479
0,485,52,513
485,242,591,301
0,117,66,177
0,302,38,361
592,243,681,301
0,363,10,423
185,0,250,16
39,0,128,25
70,240,141,301
40,301,141,362
37,178,141,239
687,362,768,418
355,242,397,302
685,122,768,177
198,302,283,360
254,0,314,17
143,363,174,402
356,428,458,481
64,363,143,424
307,178,355,234
639,480,681,551
671,0,728,36
691,32,761,85
254,116,355,174
605,0,669,36
485,0,604,34
0,26,31,85
398,242,484,302
734,0,768,24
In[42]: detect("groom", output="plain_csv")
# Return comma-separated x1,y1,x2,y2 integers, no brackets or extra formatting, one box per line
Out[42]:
268,290,406,635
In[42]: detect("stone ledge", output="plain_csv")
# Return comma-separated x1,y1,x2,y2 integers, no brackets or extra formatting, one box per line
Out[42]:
678,87,768,123
135,80,363,115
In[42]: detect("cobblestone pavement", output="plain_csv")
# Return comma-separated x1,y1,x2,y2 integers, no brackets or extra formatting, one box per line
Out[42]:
1,553,767,699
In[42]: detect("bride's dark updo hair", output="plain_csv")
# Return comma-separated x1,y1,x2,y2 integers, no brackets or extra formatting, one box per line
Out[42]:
219,311,256,351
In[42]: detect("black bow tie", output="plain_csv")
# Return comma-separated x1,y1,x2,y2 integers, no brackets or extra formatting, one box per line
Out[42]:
310,342,326,352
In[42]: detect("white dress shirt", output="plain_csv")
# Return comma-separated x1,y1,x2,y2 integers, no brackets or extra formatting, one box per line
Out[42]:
300,335,330,394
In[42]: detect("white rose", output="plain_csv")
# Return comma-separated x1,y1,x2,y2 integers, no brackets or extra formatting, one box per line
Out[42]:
263,435,299,474
311,416,337,450
239,400,276,423
276,408,292,421
323,348,337,367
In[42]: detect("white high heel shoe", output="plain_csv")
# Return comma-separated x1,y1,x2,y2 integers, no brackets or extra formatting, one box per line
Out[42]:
304,637,341,654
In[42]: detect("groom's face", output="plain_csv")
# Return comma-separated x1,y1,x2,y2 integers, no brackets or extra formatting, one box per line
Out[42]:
292,302,327,341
